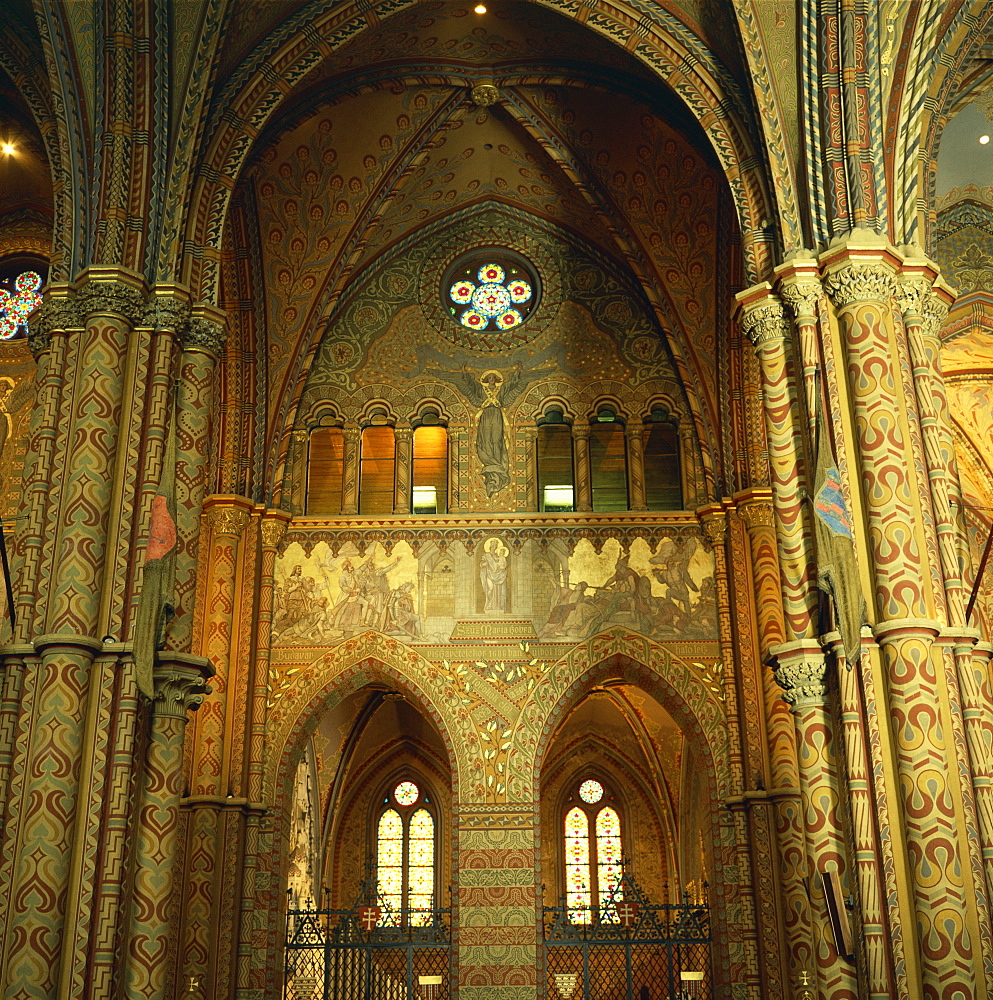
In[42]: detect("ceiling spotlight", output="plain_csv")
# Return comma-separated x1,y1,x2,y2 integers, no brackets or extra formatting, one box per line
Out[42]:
1,143,14,156
981,135,991,145
474,3,486,12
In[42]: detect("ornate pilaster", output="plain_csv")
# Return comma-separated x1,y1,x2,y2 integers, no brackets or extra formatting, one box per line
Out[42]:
573,422,592,511
125,656,212,1000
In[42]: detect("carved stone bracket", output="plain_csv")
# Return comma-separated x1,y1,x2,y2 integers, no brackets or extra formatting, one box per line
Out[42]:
739,300,790,348
152,655,214,721
823,264,897,308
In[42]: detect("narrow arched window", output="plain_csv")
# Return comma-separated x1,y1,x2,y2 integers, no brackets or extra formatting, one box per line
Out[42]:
360,424,396,514
307,426,345,515
375,780,435,927
412,418,448,514
564,778,622,924
643,410,681,510
590,408,628,511
537,410,574,512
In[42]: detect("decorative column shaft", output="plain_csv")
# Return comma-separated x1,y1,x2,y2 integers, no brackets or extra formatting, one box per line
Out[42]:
771,641,858,1000
823,243,990,999
573,422,592,512
737,292,818,641
625,422,648,510
394,423,412,514
341,422,360,515
125,655,211,1000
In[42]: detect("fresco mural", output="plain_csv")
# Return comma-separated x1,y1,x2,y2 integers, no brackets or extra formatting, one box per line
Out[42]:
273,534,717,646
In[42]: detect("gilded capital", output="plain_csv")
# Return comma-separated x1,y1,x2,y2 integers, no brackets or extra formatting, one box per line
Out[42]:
261,518,289,549
698,506,727,544
76,279,147,324
739,300,789,348
822,263,897,308
738,500,775,531
143,295,192,334
184,316,226,358
29,296,80,355
205,505,251,538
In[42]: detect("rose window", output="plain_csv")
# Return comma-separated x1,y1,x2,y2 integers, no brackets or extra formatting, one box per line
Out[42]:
444,252,539,333
0,271,43,340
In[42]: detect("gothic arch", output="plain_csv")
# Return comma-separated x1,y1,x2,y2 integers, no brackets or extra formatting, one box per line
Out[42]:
182,0,776,306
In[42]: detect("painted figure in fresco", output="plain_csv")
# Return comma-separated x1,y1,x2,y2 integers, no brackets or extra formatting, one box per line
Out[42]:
541,580,596,638
648,537,699,620
386,581,421,639
426,355,558,497
480,537,509,613
594,554,653,634
275,565,312,633
357,555,400,629
330,559,366,628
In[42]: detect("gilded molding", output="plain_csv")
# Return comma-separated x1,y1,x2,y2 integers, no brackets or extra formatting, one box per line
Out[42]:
143,296,192,334
822,264,897,308
739,300,790,348
29,298,80,355
261,518,290,549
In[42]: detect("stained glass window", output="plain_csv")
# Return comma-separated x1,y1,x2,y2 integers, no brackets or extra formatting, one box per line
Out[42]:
442,251,539,333
563,779,622,924
374,779,435,927
0,270,43,340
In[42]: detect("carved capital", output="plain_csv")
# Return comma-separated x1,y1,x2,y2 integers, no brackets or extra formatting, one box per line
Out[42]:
29,297,80,354
921,297,949,340
698,506,726,544
76,279,146,324
739,300,789,348
184,316,226,357
205,505,251,538
822,264,896,308
152,658,212,721
143,295,192,334
772,648,828,709
261,518,289,549
780,280,822,321
738,500,775,531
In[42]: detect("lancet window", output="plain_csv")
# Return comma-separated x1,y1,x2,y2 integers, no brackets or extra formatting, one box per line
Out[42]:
375,779,436,926
537,410,574,512
412,414,448,514
564,778,623,924
360,424,396,515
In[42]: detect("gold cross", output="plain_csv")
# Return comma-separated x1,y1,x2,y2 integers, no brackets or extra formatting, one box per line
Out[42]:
798,970,812,987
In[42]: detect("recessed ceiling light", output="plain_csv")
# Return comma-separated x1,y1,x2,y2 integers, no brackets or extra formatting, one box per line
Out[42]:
474,3,486,12
1,143,14,156
981,135,991,145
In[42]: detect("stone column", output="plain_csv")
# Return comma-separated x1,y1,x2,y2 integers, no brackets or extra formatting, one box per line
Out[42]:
962,640,993,904
341,422,360,515
625,421,647,510
572,422,592,512
822,242,992,999
737,494,817,988
125,655,212,1000
394,423,412,514
771,642,858,1000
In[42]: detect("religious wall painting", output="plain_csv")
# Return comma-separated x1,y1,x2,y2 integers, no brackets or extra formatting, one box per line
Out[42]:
273,534,717,648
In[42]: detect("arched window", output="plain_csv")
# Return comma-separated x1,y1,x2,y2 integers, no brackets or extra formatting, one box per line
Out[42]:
306,426,344,515
412,416,448,514
375,779,436,926
590,408,628,512
537,410,574,512
360,424,396,514
564,778,622,924
643,410,682,510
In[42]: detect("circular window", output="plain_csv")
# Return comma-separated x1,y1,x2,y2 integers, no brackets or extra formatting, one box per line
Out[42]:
578,779,604,804
442,249,540,334
394,780,419,806
0,269,43,340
